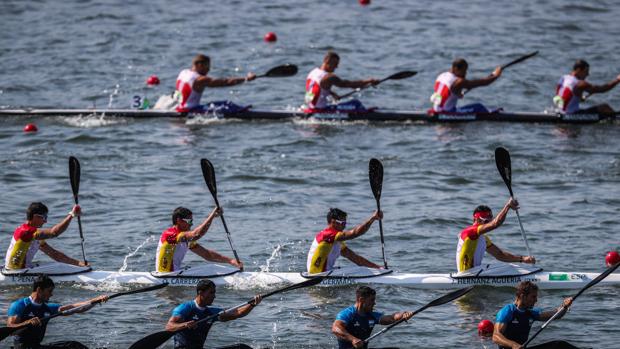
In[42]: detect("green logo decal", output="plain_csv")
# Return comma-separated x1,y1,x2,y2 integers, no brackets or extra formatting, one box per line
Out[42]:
549,273,569,281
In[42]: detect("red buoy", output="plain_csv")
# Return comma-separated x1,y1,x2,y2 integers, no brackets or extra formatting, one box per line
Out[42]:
605,251,620,266
146,75,160,86
23,123,38,133
264,32,277,43
477,319,494,337
359,0,371,6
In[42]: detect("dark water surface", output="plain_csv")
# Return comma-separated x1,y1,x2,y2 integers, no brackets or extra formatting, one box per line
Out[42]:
1,1,619,348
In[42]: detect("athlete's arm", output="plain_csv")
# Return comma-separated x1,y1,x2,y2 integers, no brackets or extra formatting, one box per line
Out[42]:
36,205,81,239
581,75,620,94
195,73,256,89
7,315,42,328
379,311,414,325
323,74,378,90
182,207,222,242
460,67,502,90
58,295,109,314
332,320,364,349
166,315,197,331
539,297,573,321
341,247,381,269
487,244,535,264
219,295,261,322
190,243,243,270
39,243,87,266
492,322,522,349
477,198,518,235
337,211,383,241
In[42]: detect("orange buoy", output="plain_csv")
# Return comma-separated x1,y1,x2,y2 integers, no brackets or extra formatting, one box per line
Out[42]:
23,123,38,133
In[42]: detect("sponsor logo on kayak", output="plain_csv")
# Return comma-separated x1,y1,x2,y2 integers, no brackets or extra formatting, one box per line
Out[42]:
561,114,599,121
549,273,569,281
453,276,540,285
437,114,477,121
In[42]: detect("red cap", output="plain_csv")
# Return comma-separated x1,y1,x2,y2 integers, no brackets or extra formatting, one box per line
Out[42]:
264,32,277,42
146,75,160,86
605,251,620,267
477,319,494,337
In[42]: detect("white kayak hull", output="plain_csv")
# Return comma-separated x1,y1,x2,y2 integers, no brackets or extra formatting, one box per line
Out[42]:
1,267,618,289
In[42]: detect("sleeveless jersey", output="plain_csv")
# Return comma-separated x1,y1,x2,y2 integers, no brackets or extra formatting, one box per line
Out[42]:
156,226,197,272
495,303,542,347
4,224,46,269
171,300,223,349
306,227,347,273
335,305,383,349
430,71,460,112
8,296,60,347
175,69,203,112
305,68,331,109
554,74,580,113
456,223,493,272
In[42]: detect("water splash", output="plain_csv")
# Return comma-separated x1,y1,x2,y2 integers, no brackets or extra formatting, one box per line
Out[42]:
61,114,125,127
260,243,287,272
119,235,155,272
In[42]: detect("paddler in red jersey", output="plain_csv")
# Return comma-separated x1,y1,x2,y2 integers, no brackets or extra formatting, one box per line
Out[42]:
306,208,383,274
304,51,379,113
430,58,502,114
456,199,536,273
155,206,243,273
4,202,88,271
553,59,620,117
175,54,256,113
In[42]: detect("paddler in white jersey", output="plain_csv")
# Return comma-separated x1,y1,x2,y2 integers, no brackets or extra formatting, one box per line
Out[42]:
306,208,383,274
304,51,379,112
553,59,620,117
4,202,88,271
175,54,256,113
430,58,502,114
155,206,243,273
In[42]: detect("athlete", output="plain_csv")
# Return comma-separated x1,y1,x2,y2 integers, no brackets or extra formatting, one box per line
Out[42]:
165,279,261,349
306,208,383,274
553,59,620,117
4,202,87,270
332,286,413,349
456,198,536,273
6,275,108,349
304,51,379,112
430,58,502,114
175,54,256,112
493,281,574,349
155,206,243,273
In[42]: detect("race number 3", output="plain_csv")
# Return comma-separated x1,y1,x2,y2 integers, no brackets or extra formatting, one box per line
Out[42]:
132,95,143,109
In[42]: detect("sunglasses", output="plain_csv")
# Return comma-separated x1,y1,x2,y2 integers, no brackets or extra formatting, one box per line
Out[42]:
181,218,193,225
35,214,48,221
334,219,346,225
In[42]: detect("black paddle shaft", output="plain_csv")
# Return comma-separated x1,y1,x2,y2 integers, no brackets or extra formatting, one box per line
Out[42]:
256,64,298,78
501,51,539,70
69,156,87,265
200,159,241,265
339,70,417,99
369,158,388,269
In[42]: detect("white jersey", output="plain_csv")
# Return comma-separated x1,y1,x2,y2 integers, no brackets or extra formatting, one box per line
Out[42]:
305,68,331,109
175,69,203,112
430,71,460,112
554,74,580,113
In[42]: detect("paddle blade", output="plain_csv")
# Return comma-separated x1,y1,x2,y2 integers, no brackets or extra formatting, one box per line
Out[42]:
369,158,384,201
128,330,175,349
416,286,474,314
200,158,218,199
494,147,514,197
0,326,19,341
107,283,168,301
385,70,417,81
264,64,298,78
69,156,81,199
501,51,539,70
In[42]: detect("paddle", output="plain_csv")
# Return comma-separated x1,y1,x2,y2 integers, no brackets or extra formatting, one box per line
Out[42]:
129,274,328,349
463,51,538,96
0,283,167,342
523,262,620,348
69,156,87,265
339,70,417,99
364,286,475,343
200,158,242,267
369,158,388,269
495,147,532,257
255,64,298,78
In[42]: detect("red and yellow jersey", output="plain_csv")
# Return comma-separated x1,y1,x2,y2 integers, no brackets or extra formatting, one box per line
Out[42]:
306,227,347,273
455,223,493,272
4,223,46,269
155,226,197,272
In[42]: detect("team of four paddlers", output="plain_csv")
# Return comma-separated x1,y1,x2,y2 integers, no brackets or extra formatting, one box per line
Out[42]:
6,187,619,348
169,51,620,118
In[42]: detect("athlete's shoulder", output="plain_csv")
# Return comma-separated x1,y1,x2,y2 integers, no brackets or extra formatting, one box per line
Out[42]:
8,297,29,316
336,305,356,322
